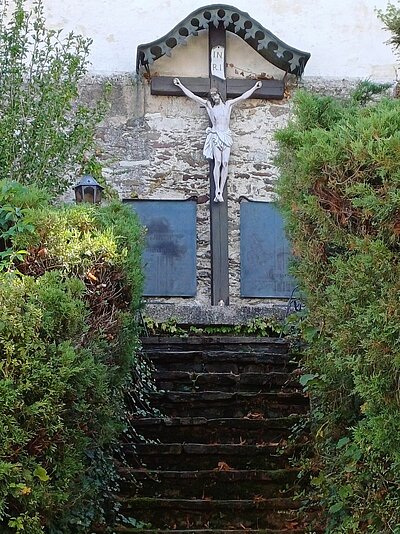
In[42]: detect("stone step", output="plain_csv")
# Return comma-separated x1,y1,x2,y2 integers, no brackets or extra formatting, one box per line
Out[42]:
119,497,308,529
145,349,296,374
120,468,299,499
125,443,304,470
154,371,298,392
113,530,313,534
150,391,308,418
132,416,303,444
122,335,314,532
151,360,294,375
142,336,291,354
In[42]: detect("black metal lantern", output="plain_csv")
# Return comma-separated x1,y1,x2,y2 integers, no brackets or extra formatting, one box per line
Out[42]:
74,175,104,204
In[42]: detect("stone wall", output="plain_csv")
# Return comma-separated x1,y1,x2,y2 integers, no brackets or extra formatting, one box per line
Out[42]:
80,75,364,316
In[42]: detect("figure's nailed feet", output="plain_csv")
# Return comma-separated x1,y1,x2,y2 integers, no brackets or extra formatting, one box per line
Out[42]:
214,191,225,202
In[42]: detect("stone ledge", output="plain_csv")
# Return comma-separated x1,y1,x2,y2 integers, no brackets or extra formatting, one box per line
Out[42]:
143,303,287,325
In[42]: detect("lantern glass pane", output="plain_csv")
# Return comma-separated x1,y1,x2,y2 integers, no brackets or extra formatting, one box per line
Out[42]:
94,188,102,204
83,186,94,203
75,187,83,203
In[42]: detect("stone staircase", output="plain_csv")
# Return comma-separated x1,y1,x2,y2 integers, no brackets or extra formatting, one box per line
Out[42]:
117,336,317,534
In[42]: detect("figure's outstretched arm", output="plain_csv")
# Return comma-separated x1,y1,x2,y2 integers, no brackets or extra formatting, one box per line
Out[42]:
227,80,262,107
173,78,208,106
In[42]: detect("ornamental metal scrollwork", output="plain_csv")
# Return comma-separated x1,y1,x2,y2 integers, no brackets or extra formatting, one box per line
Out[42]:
136,4,311,77
285,286,306,318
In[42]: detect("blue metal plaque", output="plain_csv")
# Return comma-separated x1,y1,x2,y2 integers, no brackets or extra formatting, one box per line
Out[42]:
240,201,295,298
126,200,197,297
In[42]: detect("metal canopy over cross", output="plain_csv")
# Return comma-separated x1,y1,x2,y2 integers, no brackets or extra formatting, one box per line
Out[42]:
136,5,310,306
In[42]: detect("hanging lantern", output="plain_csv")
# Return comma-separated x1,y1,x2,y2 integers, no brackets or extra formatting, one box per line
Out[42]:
74,175,104,204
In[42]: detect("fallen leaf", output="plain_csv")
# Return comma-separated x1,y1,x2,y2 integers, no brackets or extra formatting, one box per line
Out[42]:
214,461,233,471
86,271,98,282
286,520,299,529
245,412,264,420
37,248,48,258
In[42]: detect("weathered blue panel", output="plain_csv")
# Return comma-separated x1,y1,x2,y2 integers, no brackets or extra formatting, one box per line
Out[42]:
126,200,197,297
240,201,295,298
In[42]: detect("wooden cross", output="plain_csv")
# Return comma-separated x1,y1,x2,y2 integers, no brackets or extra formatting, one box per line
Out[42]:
150,23,284,306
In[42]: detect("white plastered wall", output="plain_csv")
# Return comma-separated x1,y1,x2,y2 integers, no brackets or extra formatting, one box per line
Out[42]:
13,0,398,80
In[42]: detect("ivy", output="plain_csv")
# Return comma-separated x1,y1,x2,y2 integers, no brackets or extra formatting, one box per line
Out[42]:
142,316,283,338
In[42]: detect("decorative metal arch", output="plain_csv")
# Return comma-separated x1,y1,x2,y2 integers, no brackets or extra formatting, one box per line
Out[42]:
136,4,310,77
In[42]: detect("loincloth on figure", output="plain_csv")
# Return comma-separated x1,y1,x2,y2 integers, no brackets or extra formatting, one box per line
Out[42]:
203,128,233,160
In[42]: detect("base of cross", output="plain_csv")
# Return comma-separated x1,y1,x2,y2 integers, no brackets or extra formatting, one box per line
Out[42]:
151,76,285,100
209,160,229,306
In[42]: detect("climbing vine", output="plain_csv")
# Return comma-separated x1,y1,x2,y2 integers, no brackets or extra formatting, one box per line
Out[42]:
142,316,283,337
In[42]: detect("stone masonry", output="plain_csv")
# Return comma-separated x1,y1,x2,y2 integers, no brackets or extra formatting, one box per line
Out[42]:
80,73,362,319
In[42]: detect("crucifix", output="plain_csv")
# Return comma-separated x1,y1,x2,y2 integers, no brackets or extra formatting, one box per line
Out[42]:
172,77,262,204
149,26,284,306
136,5,310,306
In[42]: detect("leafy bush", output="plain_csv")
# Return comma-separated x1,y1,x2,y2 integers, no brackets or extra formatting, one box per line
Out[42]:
0,181,48,269
276,89,400,532
0,0,105,196
377,2,400,58
0,181,145,533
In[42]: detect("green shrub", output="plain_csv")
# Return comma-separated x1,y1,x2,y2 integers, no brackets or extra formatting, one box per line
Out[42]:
0,181,48,270
0,0,106,197
377,2,400,58
276,89,400,532
0,181,145,533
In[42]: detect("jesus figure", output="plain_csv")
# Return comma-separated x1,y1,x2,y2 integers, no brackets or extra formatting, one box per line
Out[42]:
173,78,262,202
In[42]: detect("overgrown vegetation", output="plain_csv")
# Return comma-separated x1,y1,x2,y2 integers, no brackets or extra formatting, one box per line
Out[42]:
275,81,400,532
0,2,150,532
142,316,283,337
0,181,145,533
0,0,106,196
